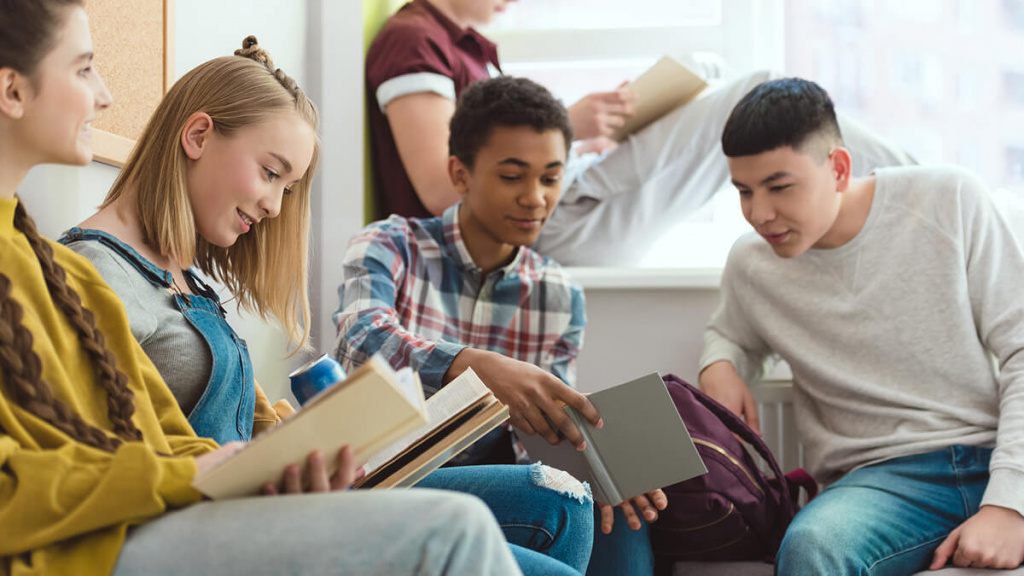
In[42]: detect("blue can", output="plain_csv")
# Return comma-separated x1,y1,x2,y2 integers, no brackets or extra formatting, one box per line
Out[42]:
289,354,347,406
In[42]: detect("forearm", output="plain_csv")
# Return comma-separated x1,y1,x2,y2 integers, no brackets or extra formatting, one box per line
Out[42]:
0,438,201,555
340,311,466,393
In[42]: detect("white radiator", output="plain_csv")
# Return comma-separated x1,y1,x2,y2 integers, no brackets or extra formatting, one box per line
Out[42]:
750,380,805,476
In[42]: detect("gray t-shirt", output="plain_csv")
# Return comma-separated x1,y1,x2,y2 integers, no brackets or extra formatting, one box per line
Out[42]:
700,166,1024,517
67,240,213,414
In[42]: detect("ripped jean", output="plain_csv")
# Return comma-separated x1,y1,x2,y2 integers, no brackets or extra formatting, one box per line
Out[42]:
419,464,594,576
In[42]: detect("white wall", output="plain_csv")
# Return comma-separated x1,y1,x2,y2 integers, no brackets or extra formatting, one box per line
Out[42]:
20,0,366,403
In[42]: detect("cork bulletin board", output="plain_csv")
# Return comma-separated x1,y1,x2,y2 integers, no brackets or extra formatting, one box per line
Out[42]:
86,0,174,167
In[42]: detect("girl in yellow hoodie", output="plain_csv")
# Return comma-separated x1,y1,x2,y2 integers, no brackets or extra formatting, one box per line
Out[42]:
0,2,523,575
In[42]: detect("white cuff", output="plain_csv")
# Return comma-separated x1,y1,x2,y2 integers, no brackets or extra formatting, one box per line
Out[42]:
377,72,457,113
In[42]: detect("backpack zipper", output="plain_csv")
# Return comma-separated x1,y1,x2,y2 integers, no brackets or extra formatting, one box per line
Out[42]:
693,438,765,496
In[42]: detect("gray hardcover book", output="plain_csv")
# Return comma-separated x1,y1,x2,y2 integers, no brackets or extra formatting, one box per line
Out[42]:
520,372,707,504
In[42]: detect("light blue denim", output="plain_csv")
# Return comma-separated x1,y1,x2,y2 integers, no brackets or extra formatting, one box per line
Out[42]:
776,445,993,576
59,228,254,444
420,465,593,576
112,489,523,576
587,506,655,576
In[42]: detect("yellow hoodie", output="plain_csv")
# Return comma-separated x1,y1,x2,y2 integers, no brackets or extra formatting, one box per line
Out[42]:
0,197,219,576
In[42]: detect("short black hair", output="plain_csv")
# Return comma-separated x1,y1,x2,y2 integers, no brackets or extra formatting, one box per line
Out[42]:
449,76,573,168
721,77,843,159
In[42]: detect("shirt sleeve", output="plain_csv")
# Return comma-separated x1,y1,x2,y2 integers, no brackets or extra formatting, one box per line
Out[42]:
367,24,458,112
0,433,200,556
332,224,466,395
549,283,586,388
958,173,1024,517
699,240,773,384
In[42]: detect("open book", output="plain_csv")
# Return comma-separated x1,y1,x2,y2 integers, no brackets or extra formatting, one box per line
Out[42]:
610,55,709,142
519,372,707,505
192,357,508,499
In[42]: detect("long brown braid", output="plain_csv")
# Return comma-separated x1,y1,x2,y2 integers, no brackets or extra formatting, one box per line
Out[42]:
0,202,142,451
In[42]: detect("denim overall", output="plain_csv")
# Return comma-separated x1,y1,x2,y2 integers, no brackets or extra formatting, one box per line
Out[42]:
60,228,255,443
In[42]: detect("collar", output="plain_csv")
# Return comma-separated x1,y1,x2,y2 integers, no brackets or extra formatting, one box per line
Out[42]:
0,197,16,238
413,0,500,66
441,203,523,275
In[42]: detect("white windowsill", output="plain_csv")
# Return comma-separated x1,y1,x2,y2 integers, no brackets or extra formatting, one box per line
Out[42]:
563,267,723,290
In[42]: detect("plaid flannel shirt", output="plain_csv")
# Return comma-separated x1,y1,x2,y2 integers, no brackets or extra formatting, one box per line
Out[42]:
333,204,586,396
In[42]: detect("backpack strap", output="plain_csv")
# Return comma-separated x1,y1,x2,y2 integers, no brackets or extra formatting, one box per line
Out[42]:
784,468,818,502
664,374,797,514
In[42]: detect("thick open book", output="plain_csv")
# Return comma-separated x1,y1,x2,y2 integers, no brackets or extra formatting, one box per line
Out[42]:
192,357,507,499
610,55,709,142
519,372,707,505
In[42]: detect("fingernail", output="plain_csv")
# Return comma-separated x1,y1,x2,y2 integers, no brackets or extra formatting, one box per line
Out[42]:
597,419,604,429
577,441,587,451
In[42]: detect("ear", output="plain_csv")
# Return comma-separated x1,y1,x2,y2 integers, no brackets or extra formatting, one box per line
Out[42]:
829,147,853,193
180,112,215,160
448,155,471,197
0,67,30,120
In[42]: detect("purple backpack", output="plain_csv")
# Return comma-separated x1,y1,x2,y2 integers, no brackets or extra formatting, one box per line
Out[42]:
650,375,818,570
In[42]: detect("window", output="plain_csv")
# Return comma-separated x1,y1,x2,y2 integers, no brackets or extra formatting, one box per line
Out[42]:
489,0,1023,268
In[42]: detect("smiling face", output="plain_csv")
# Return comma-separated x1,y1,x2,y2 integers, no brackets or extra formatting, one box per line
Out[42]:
452,124,566,265
15,6,112,166
728,145,847,259
183,111,316,248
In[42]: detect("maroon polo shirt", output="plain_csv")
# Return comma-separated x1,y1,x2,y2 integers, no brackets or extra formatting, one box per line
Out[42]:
366,0,501,219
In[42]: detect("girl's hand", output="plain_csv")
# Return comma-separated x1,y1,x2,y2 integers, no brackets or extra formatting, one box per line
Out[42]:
261,445,366,495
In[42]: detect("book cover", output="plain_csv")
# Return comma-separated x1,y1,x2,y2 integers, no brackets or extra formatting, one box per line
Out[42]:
610,55,709,142
519,372,707,504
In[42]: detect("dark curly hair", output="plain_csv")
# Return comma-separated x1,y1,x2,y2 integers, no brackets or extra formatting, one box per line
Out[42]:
449,76,573,168
721,77,843,160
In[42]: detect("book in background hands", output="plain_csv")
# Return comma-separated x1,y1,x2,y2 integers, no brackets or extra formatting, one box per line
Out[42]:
610,55,709,142
192,357,507,499
518,372,707,505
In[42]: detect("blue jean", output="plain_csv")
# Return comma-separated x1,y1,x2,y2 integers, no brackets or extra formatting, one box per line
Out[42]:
587,506,655,576
419,464,593,576
776,445,993,576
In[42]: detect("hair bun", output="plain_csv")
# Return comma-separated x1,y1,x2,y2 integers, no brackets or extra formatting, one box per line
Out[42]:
235,35,275,69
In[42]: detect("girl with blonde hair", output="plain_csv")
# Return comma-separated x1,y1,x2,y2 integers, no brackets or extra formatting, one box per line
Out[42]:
61,25,592,576
0,2,524,575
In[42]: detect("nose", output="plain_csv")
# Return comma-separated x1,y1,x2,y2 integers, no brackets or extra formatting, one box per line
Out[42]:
258,188,285,220
518,181,546,208
748,191,776,226
92,66,113,112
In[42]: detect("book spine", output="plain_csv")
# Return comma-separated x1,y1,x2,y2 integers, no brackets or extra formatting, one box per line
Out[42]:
567,409,622,505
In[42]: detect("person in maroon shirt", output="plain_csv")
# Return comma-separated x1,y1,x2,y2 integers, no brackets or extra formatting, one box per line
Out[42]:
366,0,914,266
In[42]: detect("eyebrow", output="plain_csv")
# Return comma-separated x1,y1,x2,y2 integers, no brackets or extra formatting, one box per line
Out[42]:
73,52,94,64
731,170,793,188
270,152,293,175
497,158,565,169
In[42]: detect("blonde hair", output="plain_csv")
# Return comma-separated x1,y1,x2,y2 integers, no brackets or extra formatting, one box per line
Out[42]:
104,36,320,353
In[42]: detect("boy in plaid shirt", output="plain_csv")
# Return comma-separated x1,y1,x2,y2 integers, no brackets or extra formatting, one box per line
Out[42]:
333,78,666,572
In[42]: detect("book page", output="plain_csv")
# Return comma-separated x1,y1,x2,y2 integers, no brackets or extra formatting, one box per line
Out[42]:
365,367,489,472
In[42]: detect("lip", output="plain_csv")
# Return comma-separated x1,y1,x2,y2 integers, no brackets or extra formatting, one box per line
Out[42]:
762,230,790,245
237,208,256,233
508,217,542,231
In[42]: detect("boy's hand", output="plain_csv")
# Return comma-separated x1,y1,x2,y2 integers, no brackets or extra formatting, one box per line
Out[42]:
929,505,1024,570
568,82,637,142
598,489,668,534
447,348,602,449
261,446,366,495
699,361,761,436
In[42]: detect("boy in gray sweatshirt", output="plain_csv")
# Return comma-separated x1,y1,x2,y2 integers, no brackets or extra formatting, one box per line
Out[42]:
699,78,1024,573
